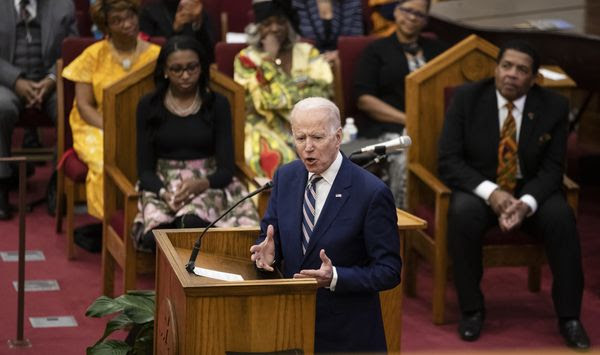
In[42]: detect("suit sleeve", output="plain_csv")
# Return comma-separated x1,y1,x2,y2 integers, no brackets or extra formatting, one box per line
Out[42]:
353,42,381,100
334,185,402,294
438,87,490,191
0,57,22,89
519,93,568,203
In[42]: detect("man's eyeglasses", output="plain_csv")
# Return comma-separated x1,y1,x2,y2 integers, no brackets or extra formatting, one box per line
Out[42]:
397,6,428,20
167,62,201,77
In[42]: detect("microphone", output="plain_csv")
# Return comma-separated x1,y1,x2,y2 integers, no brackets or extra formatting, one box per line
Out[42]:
353,136,412,155
185,180,273,272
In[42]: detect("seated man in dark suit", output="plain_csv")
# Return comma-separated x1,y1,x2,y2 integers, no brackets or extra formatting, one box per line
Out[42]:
0,0,77,219
438,40,589,349
250,97,402,353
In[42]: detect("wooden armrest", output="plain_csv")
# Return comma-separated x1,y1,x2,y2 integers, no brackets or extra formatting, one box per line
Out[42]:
408,163,451,248
396,208,427,230
408,163,451,196
105,164,138,200
562,175,579,192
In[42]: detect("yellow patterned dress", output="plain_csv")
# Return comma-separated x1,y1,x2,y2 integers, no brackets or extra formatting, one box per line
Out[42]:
62,39,160,219
234,42,333,178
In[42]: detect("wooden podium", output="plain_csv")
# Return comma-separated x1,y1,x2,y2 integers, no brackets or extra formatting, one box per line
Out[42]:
154,210,426,354
154,227,318,354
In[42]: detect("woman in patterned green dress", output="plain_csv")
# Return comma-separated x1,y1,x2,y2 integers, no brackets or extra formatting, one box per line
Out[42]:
234,0,333,178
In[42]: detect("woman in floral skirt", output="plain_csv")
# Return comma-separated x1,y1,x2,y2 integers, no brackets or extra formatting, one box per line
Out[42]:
134,35,259,251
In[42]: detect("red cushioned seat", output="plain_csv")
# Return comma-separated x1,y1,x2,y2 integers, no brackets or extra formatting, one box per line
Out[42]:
63,153,88,183
215,42,246,78
109,210,126,241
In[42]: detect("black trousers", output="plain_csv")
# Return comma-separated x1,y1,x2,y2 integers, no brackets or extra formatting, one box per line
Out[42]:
447,189,584,319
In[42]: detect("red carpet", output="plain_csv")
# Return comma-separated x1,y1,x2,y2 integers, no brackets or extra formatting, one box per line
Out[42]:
0,162,598,354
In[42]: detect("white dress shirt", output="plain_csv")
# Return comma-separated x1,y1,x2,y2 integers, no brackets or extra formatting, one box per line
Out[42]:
307,151,343,290
14,0,37,20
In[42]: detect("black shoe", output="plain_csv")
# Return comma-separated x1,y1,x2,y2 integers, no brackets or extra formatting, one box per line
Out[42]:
458,310,485,342
22,129,42,149
559,319,590,350
74,223,103,253
0,188,12,220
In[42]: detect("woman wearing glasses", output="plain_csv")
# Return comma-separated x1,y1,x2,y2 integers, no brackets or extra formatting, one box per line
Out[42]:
134,36,259,251
354,0,448,208
62,0,160,220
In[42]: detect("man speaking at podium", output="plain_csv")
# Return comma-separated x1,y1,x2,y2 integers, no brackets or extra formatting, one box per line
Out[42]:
250,97,402,353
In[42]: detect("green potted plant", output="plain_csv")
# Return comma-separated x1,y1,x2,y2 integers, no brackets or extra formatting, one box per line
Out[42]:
85,290,155,355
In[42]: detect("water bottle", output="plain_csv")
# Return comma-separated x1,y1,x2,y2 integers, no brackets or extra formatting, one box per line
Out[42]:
342,117,358,143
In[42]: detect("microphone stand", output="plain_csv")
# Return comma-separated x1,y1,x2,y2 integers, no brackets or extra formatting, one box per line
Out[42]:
360,153,388,170
185,181,273,273
349,145,389,170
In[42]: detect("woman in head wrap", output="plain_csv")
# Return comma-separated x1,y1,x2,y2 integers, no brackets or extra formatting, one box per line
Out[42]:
234,0,333,179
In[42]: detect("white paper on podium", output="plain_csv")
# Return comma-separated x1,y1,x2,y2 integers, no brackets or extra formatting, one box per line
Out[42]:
254,176,271,187
193,267,244,281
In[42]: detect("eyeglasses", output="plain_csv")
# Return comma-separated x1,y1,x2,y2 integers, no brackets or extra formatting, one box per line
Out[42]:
107,10,137,27
397,6,428,20
167,62,201,77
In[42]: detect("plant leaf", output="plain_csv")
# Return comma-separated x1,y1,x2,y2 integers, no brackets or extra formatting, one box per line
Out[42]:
126,290,155,299
115,295,155,324
86,296,125,318
86,339,131,355
96,313,133,345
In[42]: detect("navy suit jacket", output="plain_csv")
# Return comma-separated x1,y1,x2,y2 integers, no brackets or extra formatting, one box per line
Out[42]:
438,78,569,205
258,155,402,353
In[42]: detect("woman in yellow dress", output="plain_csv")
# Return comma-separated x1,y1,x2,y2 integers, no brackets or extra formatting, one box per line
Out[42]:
62,0,160,218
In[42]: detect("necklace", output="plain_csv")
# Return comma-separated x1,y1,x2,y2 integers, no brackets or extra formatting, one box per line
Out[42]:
109,38,141,71
164,89,201,116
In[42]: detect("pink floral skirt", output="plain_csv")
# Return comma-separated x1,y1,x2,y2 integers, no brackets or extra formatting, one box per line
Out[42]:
132,158,259,250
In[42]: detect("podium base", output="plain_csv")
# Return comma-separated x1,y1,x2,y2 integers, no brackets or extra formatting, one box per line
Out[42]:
7,338,32,348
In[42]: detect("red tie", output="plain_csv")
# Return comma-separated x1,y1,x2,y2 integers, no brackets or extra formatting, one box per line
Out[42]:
497,101,518,192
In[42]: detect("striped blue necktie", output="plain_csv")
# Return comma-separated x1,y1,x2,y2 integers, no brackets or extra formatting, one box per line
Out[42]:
302,175,322,255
